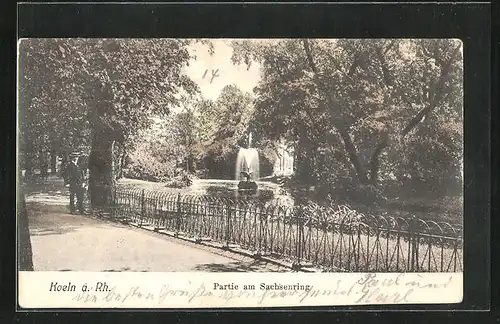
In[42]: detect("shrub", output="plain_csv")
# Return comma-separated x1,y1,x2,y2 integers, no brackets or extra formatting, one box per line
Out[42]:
164,170,197,188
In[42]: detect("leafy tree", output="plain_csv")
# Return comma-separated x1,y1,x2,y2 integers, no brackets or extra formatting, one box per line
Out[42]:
126,116,186,181
18,39,90,178
231,39,463,199
172,94,203,173
195,98,216,144
199,84,254,151
193,85,255,178
19,38,213,207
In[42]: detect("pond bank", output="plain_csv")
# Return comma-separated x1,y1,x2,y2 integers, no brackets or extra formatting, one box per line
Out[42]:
117,177,462,224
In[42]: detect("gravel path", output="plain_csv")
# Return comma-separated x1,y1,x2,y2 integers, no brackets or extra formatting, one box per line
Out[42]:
24,177,286,272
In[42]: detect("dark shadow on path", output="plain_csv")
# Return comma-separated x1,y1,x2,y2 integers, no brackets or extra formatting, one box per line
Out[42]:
103,267,131,272
53,268,150,272
26,202,108,237
23,178,72,206
22,176,67,196
193,261,285,272
29,226,79,236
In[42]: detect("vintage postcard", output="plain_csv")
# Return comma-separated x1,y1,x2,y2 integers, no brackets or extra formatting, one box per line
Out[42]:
17,38,463,308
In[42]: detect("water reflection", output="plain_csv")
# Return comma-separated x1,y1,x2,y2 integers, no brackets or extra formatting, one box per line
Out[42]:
188,179,293,206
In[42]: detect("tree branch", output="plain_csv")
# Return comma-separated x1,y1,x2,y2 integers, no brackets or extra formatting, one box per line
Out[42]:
376,43,394,86
367,42,461,184
302,39,368,183
400,43,461,137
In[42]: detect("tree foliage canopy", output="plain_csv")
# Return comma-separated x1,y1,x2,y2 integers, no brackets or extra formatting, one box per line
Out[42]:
19,38,212,204
19,38,463,204
231,39,463,196
194,84,255,161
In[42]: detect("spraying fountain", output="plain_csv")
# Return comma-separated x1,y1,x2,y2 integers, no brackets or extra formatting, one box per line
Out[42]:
236,132,259,191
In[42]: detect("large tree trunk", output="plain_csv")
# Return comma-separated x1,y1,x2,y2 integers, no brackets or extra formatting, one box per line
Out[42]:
368,43,461,185
39,149,48,177
295,136,315,185
302,40,369,185
23,138,34,179
50,148,57,175
116,147,127,180
336,126,369,184
111,142,124,180
368,136,389,184
186,153,195,173
120,150,127,178
18,189,34,271
88,128,115,209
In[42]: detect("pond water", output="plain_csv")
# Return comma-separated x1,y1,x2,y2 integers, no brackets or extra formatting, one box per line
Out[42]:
188,179,294,206
118,177,296,207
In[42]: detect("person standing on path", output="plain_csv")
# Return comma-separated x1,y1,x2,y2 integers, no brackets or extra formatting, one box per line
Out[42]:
66,153,86,214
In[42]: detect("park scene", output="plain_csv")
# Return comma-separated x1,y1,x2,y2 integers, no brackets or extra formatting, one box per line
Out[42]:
18,38,463,273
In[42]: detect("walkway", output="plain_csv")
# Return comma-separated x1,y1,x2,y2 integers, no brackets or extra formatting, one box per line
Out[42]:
23,176,287,272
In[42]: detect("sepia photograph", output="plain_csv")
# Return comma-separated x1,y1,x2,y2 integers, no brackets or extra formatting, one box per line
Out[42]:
17,38,463,274
17,37,465,308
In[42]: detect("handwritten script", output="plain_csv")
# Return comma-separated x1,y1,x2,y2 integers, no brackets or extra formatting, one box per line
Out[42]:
69,273,456,307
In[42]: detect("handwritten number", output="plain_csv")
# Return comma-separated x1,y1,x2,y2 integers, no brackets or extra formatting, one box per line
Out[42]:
210,69,219,83
202,69,220,84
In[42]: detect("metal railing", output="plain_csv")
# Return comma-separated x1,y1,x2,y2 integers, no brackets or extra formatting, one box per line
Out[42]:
106,188,463,272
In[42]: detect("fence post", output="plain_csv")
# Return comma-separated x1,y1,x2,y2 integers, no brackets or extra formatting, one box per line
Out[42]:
111,187,117,219
294,205,303,270
414,231,420,271
225,204,231,249
176,193,181,236
410,218,417,271
140,189,145,227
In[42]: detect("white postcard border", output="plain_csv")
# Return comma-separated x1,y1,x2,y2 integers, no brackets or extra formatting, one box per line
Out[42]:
19,271,463,308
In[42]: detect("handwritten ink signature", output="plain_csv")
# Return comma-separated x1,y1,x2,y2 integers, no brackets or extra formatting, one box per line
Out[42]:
70,274,456,306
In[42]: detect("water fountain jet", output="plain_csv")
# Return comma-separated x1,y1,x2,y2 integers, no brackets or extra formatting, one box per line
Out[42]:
236,132,259,191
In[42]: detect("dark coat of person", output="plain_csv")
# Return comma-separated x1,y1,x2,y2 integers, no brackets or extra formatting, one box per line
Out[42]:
66,159,87,214
66,161,85,188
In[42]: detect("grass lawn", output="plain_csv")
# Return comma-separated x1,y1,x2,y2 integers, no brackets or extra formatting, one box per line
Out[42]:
117,177,184,193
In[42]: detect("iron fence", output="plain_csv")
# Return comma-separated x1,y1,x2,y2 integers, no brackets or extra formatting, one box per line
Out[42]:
107,188,463,272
